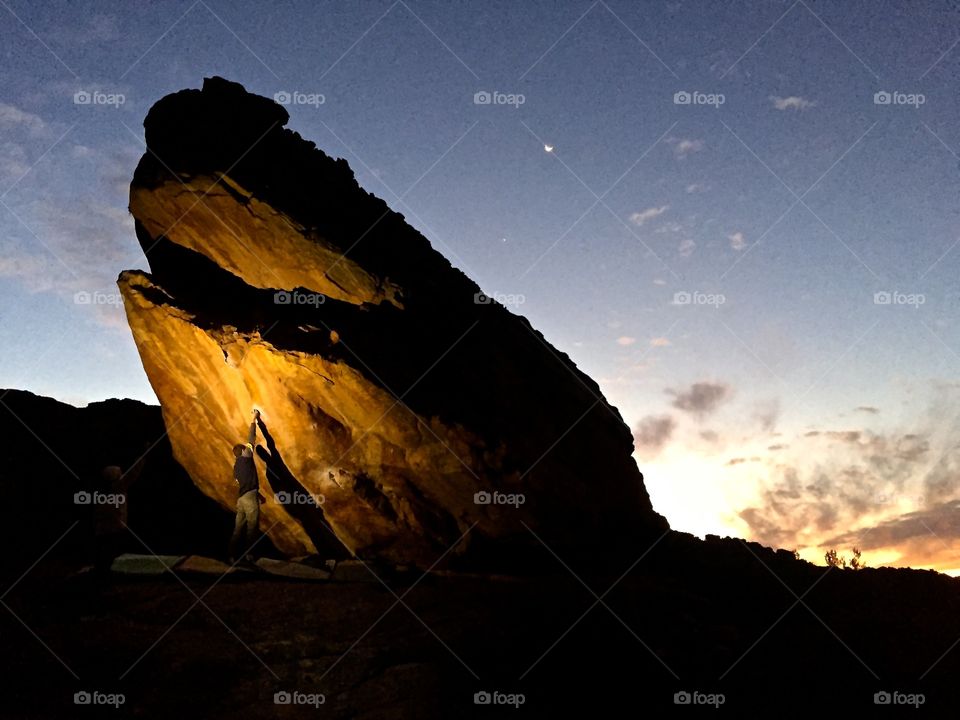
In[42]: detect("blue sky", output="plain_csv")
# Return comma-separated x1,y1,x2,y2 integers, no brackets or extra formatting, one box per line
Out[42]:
3,0,960,568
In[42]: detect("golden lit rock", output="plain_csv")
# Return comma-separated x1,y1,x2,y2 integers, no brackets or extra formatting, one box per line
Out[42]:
118,77,667,568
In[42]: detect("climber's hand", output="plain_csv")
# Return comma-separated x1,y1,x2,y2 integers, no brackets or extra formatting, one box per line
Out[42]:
252,409,261,419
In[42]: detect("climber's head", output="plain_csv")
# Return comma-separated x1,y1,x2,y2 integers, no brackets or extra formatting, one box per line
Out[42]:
233,444,245,458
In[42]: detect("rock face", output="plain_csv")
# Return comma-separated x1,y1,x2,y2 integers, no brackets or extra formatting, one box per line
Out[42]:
118,76,667,568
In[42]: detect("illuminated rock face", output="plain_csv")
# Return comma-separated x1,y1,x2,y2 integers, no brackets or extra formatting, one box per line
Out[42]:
118,77,667,568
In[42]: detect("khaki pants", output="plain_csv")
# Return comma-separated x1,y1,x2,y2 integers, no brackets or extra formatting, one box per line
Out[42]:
229,490,260,559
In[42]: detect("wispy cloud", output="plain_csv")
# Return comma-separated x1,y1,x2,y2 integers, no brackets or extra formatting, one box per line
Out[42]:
678,238,696,257
656,221,683,234
770,95,815,111
650,337,671,347
629,205,669,226
670,138,704,156
728,231,746,250
616,336,636,346
0,103,47,135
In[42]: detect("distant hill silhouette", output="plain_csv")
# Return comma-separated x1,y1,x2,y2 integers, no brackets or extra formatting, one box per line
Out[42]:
0,388,235,578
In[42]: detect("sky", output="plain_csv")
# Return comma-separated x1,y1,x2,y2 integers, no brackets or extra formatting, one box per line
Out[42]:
2,0,960,571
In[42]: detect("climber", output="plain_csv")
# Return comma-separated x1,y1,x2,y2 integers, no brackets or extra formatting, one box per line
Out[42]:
92,446,147,572
229,409,262,564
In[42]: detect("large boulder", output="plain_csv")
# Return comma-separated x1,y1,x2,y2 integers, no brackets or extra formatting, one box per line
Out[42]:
118,76,667,568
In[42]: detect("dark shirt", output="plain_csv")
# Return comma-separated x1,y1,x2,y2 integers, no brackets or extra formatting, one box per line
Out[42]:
234,421,259,496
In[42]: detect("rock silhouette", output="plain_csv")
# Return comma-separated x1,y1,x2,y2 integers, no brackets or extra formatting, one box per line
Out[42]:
118,77,667,567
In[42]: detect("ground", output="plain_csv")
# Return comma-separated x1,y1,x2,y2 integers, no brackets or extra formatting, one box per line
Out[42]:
3,533,958,717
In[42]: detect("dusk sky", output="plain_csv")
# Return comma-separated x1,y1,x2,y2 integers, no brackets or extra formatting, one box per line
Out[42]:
3,0,960,571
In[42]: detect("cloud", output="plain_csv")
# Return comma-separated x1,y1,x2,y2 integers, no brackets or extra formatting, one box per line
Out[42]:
650,337,671,347
670,138,704,157
855,406,880,415
44,14,121,47
819,501,960,571
728,231,746,250
0,201,137,296
667,381,732,417
685,183,706,193
616,336,636,346
71,144,94,158
0,141,32,183
0,103,46,135
824,430,862,443
653,278,667,286
655,221,683,234
629,205,669,226
678,238,696,257
633,414,676,454
770,95,815,111
753,398,780,432
737,426,941,552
